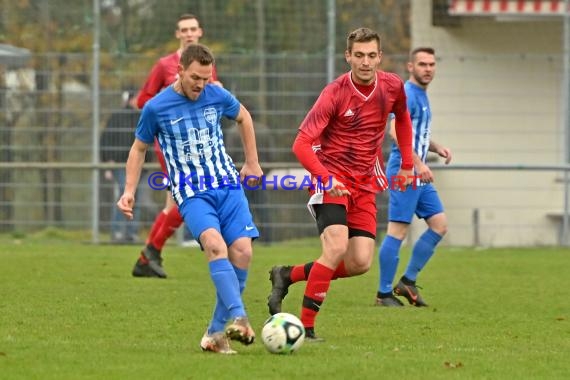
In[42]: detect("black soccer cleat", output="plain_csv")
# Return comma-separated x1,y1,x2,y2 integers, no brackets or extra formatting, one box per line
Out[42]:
375,294,405,307
394,279,428,307
131,244,167,279
267,265,292,315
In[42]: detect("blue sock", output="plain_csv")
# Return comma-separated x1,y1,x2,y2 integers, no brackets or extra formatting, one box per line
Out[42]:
404,229,442,281
232,265,248,295
208,265,250,334
208,294,227,335
208,259,245,320
378,235,402,294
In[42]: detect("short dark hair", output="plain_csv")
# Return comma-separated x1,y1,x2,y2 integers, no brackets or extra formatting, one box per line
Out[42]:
346,27,381,53
180,43,214,69
177,13,200,29
410,47,435,62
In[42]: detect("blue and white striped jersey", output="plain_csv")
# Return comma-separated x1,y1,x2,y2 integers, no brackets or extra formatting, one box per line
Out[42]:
135,84,241,205
388,80,432,166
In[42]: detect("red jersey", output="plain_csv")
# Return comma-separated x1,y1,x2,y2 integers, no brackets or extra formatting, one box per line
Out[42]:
137,51,219,108
293,71,414,192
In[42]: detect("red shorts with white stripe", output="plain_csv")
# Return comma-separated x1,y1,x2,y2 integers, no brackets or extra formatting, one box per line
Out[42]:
307,185,378,237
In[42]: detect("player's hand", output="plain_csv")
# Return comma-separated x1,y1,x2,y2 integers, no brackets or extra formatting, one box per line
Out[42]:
394,168,414,191
117,192,135,220
240,162,263,188
326,177,350,197
415,162,434,183
438,147,452,165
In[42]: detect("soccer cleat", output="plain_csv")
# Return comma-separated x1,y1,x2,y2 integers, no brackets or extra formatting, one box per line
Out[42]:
375,294,404,307
200,331,237,354
267,265,292,315
225,317,255,345
131,244,167,278
394,279,428,307
304,327,325,343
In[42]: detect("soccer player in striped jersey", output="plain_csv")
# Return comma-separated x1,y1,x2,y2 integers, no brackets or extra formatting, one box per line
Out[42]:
267,27,415,341
117,44,261,354
375,47,452,307
133,13,221,278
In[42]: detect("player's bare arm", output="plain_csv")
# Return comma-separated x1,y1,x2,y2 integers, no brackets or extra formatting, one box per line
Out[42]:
117,138,148,219
429,140,452,165
235,104,263,186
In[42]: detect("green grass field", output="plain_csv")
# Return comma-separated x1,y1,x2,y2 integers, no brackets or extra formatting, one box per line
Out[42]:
1,236,569,379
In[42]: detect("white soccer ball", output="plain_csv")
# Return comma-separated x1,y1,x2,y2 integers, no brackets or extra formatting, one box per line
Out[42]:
261,312,305,354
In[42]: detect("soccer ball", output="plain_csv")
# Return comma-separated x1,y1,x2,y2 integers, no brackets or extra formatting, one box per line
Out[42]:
261,312,305,354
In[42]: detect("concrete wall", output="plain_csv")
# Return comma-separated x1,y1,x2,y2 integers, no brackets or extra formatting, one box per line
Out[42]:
408,0,565,246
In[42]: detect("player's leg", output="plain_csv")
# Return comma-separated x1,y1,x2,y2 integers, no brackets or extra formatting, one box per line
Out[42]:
200,293,236,354
181,194,242,353
267,191,348,316
376,185,418,306
396,184,445,307
147,194,183,251
299,203,348,341
181,189,254,350
132,139,182,278
267,255,350,314
341,189,377,276
220,187,258,345
376,221,407,306
131,192,172,278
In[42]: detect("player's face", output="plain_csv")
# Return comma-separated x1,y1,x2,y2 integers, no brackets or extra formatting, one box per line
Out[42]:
176,18,203,49
178,61,213,100
408,52,436,88
345,41,382,85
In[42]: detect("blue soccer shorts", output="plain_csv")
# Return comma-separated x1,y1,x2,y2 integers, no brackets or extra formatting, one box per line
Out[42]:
387,182,444,224
179,186,259,246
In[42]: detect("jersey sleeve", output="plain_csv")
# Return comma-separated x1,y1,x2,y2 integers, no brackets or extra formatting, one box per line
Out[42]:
392,81,414,170
291,86,336,181
219,87,240,119
134,104,158,144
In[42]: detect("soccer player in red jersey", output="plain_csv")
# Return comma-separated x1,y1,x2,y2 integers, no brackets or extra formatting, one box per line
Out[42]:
267,27,415,340
132,14,221,278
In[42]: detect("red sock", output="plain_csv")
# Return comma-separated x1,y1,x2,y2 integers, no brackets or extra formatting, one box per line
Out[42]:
290,261,348,283
150,207,184,250
290,264,308,283
146,211,167,244
300,262,334,328
332,261,348,279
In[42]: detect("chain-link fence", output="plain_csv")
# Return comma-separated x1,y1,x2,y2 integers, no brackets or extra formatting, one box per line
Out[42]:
1,1,410,243
2,1,568,247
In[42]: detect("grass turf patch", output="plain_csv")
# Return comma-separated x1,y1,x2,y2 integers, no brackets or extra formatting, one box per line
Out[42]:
0,238,569,379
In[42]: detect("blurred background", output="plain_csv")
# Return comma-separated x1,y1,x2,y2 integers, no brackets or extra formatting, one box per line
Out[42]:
1,0,569,247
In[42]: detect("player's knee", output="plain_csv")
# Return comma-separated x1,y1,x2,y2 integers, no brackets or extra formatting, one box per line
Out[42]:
427,213,448,236
327,239,349,258
348,260,371,276
432,224,448,237
228,238,253,266
346,252,373,276
322,227,349,257
200,230,228,259
386,223,408,241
